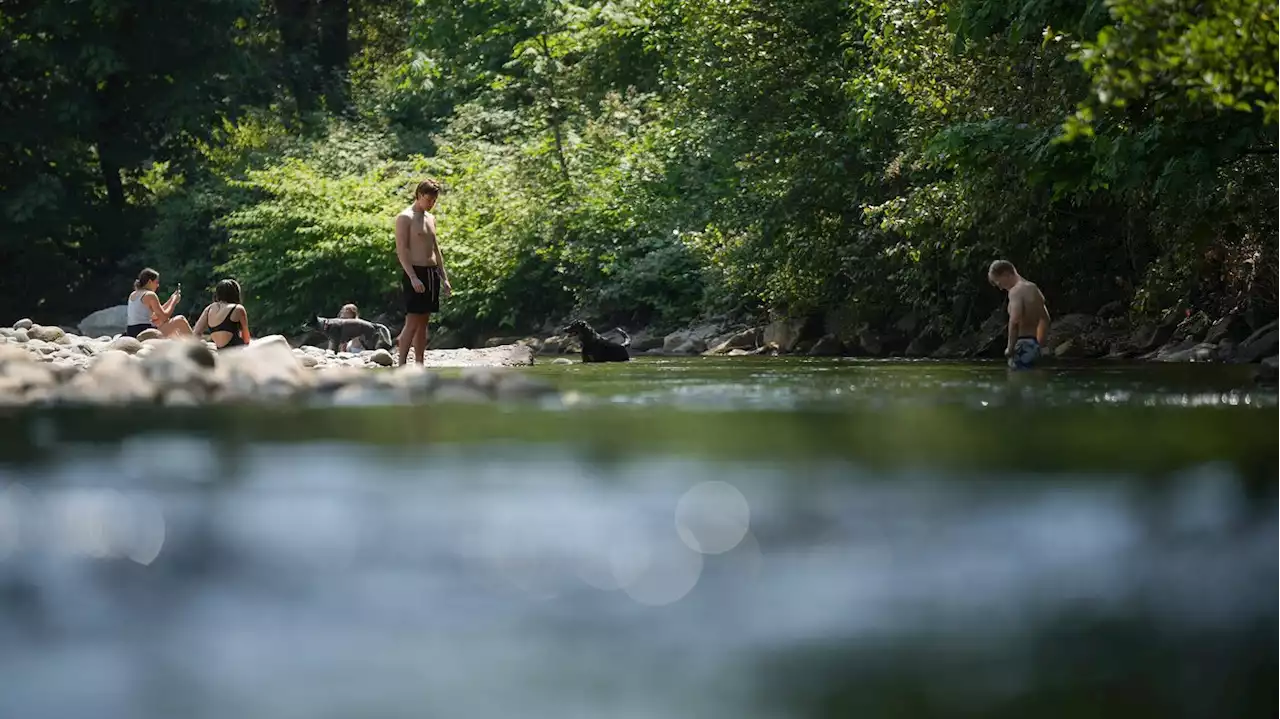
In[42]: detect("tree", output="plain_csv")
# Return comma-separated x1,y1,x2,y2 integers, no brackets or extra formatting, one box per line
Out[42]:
0,0,262,317
1065,0,1279,136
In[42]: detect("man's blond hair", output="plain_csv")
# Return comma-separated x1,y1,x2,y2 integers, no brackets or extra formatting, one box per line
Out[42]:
988,259,1017,277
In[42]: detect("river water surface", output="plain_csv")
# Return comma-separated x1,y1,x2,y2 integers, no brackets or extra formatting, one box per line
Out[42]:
0,358,1275,719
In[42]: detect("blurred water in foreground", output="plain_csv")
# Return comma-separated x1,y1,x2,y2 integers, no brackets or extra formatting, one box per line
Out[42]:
0,358,1275,719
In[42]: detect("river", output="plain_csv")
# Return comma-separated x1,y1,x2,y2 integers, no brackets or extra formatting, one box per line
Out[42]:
0,357,1275,719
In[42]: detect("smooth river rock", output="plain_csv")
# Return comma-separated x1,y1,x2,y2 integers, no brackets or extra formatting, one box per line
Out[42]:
0,323,551,408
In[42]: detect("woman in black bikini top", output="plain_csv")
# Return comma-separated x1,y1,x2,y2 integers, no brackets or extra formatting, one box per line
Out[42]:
192,279,252,349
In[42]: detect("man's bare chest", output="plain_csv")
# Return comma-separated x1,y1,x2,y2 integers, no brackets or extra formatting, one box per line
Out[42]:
410,213,436,244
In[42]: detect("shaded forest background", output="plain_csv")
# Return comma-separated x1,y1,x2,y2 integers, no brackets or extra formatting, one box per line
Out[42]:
1,0,1275,340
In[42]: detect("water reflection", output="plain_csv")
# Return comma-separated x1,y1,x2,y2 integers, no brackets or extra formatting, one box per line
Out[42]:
0,441,1273,719
0,357,1273,718
529,357,1278,411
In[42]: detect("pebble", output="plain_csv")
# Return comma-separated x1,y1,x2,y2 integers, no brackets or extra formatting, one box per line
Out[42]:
0,325,550,408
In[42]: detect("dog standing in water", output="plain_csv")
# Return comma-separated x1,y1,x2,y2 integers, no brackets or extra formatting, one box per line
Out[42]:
561,320,631,362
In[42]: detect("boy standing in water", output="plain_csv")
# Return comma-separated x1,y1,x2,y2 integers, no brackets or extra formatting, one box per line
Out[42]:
987,260,1051,370
394,179,452,366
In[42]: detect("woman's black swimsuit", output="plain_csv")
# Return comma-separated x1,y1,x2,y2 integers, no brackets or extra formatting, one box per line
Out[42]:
211,305,245,348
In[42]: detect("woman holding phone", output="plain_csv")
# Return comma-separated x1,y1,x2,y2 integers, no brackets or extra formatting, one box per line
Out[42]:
125,267,194,338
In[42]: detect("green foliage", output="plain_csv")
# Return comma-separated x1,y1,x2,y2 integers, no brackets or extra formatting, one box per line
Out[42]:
216,134,430,331
1,0,1275,339
0,0,263,318
1065,0,1279,138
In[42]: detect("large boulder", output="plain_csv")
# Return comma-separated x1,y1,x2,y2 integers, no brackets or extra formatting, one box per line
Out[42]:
706,327,763,355
823,306,902,356
626,331,664,353
1233,320,1279,364
1171,311,1213,343
418,343,538,367
1204,313,1252,345
539,334,581,355
904,321,945,358
1044,313,1095,352
484,335,525,348
1109,310,1181,357
662,322,723,355
616,330,660,353
857,327,885,356
1096,300,1126,319
1151,340,1218,363
78,305,127,338
218,334,314,399
933,308,1010,359
138,339,222,401
1045,313,1123,359
807,334,845,356
763,317,813,353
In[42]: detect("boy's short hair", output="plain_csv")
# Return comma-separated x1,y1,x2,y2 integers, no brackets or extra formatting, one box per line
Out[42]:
415,179,441,198
339,303,359,318
988,259,1017,277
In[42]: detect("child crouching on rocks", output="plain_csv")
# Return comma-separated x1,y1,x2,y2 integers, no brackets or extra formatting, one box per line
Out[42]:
338,303,362,352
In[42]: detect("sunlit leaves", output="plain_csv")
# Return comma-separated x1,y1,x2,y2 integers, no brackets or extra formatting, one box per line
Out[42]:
1065,0,1278,137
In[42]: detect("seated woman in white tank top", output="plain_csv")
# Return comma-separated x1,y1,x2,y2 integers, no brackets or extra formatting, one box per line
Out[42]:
125,267,194,338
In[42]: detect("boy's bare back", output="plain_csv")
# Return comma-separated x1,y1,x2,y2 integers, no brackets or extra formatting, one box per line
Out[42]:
1008,279,1049,341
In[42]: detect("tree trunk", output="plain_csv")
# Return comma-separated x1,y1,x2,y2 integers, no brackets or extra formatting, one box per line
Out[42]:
538,33,571,185
95,80,127,215
274,0,319,113
98,151,126,213
317,0,350,112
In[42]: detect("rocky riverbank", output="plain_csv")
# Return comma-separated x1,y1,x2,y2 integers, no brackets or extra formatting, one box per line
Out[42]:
492,306,1278,381
1,319,551,408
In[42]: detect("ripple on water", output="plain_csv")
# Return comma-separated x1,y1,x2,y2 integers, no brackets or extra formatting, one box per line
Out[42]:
528,358,1277,412
0,358,1273,718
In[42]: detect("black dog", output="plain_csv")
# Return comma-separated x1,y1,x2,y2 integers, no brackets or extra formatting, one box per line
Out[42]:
313,316,395,353
561,320,631,362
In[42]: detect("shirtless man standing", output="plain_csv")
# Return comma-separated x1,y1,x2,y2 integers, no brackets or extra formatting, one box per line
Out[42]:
988,259,1051,370
395,179,453,366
